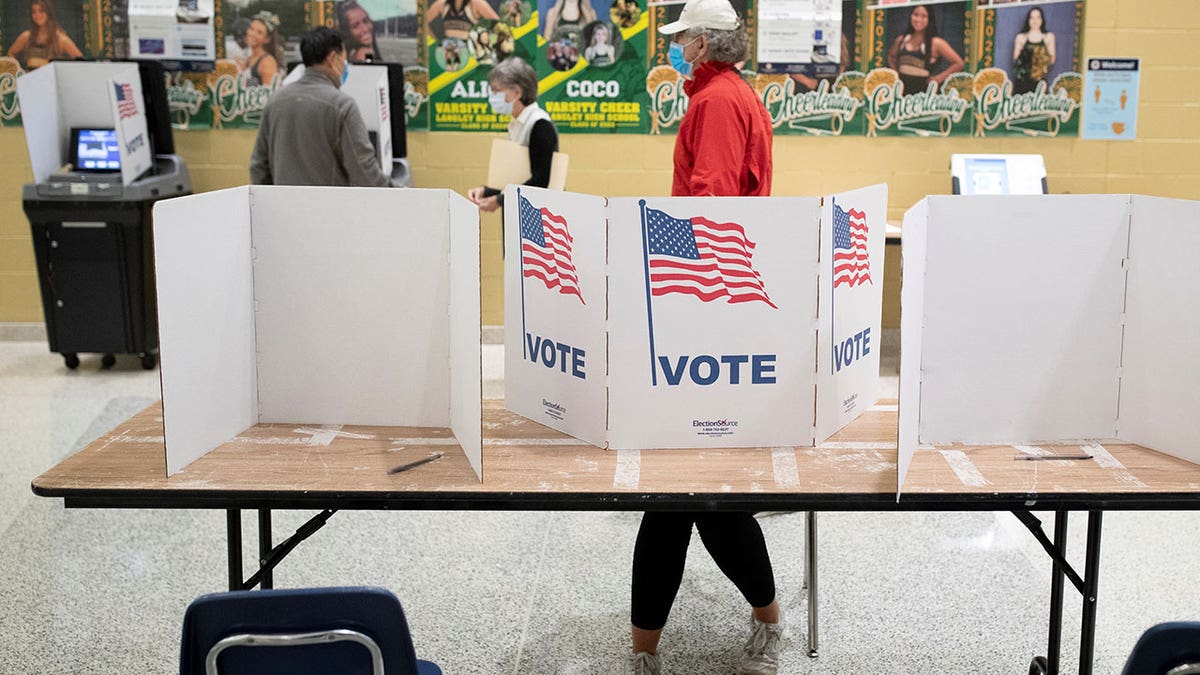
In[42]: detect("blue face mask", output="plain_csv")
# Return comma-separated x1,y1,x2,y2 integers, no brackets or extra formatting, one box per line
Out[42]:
489,91,514,115
341,59,350,85
668,37,700,77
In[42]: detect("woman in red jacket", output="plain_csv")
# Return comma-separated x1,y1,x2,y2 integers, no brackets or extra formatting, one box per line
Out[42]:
626,1,782,674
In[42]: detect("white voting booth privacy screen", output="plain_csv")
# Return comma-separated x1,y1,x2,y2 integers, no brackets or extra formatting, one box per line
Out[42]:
16,62,153,185
283,64,392,174
347,66,392,173
504,184,887,449
898,195,1200,495
153,186,482,478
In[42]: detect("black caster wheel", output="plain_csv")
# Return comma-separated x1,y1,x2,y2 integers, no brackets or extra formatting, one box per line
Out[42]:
1028,655,1049,675
140,353,158,370
63,353,80,370
101,354,116,369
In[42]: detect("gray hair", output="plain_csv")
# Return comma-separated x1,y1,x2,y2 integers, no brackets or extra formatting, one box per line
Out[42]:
488,57,538,105
684,26,747,65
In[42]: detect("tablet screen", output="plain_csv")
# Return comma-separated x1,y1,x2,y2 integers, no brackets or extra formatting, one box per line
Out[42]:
71,128,122,172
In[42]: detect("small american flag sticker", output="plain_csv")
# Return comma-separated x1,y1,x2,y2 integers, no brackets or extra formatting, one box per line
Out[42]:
114,82,139,120
832,201,871,288
519,193,584,304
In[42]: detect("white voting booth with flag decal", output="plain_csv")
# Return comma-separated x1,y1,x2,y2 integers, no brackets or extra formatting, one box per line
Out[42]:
897,194,1200,498
505,183,887,449
16,61,153,185
817,186,889,440
607,196,819,450
505,187,609,447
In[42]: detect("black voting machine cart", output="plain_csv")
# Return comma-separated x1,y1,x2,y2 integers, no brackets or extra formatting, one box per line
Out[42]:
22,60,192,370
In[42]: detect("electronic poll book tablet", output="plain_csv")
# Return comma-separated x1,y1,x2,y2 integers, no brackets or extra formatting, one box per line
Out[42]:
951,153,1047,195
69,128,122,172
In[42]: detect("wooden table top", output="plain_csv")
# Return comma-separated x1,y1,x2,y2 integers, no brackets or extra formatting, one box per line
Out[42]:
31,400,1200,511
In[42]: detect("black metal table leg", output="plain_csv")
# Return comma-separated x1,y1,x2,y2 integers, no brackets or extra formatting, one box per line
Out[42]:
240,510,338,591
226,509,242,591
1078,511,1103,675
1014,510,1088,675
1047,511,1068,675
258,509,273,589
806,511,818,658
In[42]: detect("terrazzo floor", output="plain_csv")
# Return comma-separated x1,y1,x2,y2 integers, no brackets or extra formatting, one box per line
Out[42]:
2,338,1198,674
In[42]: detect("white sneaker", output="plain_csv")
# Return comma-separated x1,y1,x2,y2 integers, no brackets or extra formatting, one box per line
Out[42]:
735,617,784,675
625,651,661,675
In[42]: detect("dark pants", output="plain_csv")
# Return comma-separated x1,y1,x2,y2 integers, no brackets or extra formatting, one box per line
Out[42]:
631,511,776,631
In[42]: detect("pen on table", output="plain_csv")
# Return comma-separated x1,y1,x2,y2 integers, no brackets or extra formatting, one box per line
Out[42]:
388,452,444,474
1015,454,1093,461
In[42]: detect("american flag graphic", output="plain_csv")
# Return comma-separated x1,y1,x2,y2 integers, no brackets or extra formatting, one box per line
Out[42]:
832,201,871,288
644,207,776,308
114,82,138,119
519,193,584,304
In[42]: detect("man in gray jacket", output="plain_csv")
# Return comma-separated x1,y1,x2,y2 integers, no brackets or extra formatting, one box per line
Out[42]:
250,27,397,186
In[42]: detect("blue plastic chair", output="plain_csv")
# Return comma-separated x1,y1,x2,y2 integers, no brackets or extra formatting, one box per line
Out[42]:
1121,622,1200,675
180,587,442,675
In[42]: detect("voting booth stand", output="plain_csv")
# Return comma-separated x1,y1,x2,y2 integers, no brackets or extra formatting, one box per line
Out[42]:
504,184,888,450
898,194,1200,496
152,186,482,478
18,61,191,370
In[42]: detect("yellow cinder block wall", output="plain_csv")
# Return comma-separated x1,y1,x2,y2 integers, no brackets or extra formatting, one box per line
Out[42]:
1,0,1198,324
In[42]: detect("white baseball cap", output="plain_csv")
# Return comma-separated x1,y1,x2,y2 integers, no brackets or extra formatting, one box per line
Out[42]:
657,0,740,35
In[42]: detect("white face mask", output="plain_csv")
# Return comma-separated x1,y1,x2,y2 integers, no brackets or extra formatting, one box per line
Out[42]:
489,90,514,115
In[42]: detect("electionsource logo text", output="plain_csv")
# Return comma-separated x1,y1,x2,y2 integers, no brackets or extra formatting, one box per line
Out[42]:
542,398,566,421
693,418,738,437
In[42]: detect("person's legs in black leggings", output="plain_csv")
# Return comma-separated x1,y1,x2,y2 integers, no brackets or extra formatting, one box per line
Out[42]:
631,511,697,632
694,512,776,610
630,511,778,658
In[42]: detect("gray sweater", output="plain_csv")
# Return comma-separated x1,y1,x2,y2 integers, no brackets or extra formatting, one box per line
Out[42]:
250,68,396,187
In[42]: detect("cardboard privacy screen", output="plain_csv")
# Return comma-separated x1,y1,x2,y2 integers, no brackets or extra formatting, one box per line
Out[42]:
898,194,1200,494
17,61,152,185
504,184,887,449
153,186,482,478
